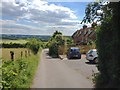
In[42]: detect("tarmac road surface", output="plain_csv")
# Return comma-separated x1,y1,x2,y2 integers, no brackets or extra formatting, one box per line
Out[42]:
31,49,98,88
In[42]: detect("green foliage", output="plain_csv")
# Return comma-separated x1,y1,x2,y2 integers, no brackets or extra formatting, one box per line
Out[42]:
87,39,96,49
49,41,59,57
2,51,41,88
1,43,26,48
1,38,43,88
48,31,65,57
81,1,113,24
52,31,62,38
78,45,93,54
1,38,45,55
26,38,41,54
40,42,47,49
83,2,120,88
96,3,120,88
65,37,73,45
92,71,99,84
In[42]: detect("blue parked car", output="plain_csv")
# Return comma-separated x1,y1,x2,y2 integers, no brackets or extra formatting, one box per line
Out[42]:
67,47,81,59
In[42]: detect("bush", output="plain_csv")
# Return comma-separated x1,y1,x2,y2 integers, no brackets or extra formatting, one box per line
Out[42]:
49,41,59,57
48,31,65,57
78,45,93,54
26,38,41,54
1,38,42,55
1,43,26,48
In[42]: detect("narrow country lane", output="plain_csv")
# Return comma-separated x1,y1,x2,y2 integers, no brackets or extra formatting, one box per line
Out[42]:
31,49,98,88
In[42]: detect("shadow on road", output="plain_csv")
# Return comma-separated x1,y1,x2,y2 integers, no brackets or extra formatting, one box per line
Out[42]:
85,61,97,65
45,52,60,60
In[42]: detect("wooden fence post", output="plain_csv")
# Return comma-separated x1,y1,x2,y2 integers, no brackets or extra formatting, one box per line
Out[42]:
28,50,31,56
21,51,23,58
10,51,14,61
25,50,27,58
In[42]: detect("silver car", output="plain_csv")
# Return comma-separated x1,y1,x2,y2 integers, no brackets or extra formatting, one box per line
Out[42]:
86,49,98,63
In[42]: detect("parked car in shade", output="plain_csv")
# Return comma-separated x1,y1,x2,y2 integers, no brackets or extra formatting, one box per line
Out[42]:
86,49,98,63
67,47,81,59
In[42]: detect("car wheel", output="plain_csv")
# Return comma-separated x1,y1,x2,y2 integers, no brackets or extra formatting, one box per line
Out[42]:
78,56,81,59
94,58,98,63
67,55,71,59
89,60,93,64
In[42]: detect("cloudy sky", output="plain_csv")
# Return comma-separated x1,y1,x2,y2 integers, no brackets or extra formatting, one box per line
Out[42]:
1,0,93,36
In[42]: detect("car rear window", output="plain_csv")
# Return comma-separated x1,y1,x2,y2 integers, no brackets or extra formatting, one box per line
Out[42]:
88,50,93,54
71,49,80,52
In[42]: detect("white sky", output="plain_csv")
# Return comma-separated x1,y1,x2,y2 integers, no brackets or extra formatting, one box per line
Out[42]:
1,0,92,36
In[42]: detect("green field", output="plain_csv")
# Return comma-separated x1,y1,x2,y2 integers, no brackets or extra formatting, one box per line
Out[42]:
1,48,31,61
0,39,28,44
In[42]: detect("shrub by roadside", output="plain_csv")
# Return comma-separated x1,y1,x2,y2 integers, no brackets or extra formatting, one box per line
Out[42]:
79,45,93,54
48,31,65,58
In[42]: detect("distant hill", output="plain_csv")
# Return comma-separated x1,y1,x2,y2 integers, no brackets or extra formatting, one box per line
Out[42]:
0,34,51,42
0,34,72,42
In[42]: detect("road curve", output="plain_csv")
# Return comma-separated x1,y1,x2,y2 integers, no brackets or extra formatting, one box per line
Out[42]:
31,49,95,88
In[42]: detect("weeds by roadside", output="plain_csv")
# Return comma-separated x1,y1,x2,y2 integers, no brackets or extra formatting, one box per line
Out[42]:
92,70,99,84
2,50,41,88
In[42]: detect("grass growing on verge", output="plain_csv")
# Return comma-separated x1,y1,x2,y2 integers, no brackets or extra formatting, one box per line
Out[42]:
2,49,41,88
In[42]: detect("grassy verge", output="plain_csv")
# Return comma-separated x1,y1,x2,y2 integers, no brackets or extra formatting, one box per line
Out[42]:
2,49,41,88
